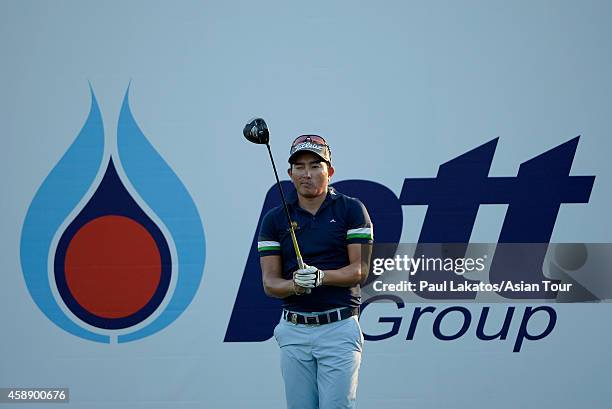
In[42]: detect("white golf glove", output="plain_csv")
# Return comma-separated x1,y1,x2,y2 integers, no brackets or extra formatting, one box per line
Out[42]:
293,264,325,288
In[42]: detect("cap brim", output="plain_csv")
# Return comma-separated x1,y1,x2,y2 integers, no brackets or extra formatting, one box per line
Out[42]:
288,147,330,164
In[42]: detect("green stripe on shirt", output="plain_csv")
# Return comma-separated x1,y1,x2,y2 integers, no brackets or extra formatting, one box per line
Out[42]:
347,233,373,240
258,246,281,252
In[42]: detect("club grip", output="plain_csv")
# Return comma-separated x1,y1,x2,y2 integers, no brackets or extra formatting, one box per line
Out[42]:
290,227,311,294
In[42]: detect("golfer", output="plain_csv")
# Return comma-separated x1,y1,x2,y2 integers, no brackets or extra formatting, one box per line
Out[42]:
258,135,373,409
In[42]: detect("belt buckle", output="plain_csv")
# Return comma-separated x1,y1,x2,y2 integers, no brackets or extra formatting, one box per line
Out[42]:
305,315,320,326
291,313,298,325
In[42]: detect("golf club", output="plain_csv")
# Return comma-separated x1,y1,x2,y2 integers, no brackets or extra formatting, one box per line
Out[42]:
243,118,309,293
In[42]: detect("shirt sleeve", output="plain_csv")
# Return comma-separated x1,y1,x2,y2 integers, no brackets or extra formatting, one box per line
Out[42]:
257,209,282,256
346,198,374,244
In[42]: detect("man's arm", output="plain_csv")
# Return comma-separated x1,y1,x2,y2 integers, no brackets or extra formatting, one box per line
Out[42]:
321,243,372,287
261,255,307,298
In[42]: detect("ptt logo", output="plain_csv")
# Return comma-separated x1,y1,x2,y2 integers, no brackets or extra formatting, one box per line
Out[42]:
20,86,205,343
226,137,595,350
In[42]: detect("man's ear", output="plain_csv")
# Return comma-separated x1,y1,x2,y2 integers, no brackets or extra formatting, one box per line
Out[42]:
287,166,292,177
327,164,335,178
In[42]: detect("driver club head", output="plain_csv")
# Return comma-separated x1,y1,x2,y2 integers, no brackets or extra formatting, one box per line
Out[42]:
243,118,270,145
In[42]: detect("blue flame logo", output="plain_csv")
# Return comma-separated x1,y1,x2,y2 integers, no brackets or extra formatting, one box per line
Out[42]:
20,85,206,343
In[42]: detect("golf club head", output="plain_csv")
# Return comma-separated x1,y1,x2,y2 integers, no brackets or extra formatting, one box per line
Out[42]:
243,118,269,144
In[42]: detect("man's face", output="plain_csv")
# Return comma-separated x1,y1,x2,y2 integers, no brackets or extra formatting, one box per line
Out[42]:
288,152,335,199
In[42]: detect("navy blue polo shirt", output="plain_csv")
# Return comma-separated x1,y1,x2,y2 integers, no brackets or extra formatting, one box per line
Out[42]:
258,186,373,312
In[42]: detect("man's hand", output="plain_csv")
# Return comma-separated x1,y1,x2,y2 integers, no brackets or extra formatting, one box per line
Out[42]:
293,264,325,288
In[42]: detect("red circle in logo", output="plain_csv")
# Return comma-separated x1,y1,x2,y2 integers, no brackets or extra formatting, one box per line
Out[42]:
64,215,162,319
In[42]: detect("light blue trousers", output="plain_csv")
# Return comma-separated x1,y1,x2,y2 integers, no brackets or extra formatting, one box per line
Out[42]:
274,313,364,409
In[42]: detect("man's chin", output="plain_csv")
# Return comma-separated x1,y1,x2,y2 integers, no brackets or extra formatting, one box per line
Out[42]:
299,189,324,198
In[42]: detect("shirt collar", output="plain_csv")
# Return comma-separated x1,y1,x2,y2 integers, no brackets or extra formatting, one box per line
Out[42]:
328,186,340,199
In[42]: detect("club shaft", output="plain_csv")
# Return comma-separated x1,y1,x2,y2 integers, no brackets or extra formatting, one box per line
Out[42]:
266,144,305,270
